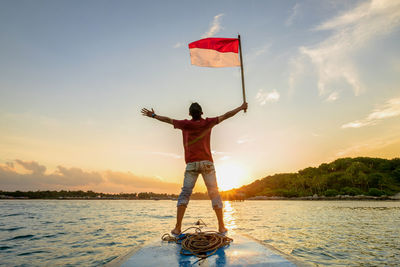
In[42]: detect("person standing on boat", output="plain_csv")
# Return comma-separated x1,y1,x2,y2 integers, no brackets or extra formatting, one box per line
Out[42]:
141,102,247,234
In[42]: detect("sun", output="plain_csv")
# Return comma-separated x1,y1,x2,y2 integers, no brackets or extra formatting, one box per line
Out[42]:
215,163,247,191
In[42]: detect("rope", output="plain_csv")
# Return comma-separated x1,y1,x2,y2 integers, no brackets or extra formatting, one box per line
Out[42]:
161,226,233,260
195,219,207,227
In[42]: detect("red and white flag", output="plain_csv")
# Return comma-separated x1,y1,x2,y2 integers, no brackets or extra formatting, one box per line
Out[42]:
188,37,240,68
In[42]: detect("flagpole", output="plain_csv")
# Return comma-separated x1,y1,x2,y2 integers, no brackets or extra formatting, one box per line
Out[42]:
238,34,247,112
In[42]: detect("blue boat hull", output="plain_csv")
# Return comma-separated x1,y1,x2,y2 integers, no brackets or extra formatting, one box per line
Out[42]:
105,231,310,267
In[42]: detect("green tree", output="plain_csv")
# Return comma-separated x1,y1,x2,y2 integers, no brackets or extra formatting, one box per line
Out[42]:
324,189,339,197
368,188,384,196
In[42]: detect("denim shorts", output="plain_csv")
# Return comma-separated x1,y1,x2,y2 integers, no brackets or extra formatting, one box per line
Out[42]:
177,160,223,209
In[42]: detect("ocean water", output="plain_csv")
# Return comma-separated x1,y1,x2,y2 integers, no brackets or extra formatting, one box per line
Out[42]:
0,200,399,266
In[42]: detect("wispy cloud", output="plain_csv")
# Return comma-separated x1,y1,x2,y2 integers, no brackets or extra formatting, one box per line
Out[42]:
326,91,339,102
295,0,400,97
212,150,224,155
286,3,301,26
255,89,280,105
288,55,305,97
202,13,224,38
236,135,254,144
212,150,231,161
336,134,400,157
253,44,270,57
342,97,400,128
219,156,231,161
173,42,183,48
246,44,272,63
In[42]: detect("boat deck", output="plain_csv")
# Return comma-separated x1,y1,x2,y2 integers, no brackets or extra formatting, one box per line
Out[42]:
105,230,311,267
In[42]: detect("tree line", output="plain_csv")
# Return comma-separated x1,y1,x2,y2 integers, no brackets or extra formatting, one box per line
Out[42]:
221,157,400,199
0,190,178,200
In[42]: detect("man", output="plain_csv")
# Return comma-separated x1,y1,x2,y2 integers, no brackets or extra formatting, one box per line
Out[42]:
141,101,247,234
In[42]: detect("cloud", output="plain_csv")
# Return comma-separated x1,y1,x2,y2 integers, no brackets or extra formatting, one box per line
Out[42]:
212,150,231,161
326,91,339,102
236,135,254,144
246,43,272,64
342,97,400,128
288,55,305,97
5,162,14,168
255,89,280,105
336,133,400,157
295,0,400,97
15,160,46,175
0,160,181,193
253,44,271,57
173,42,183,48
211,150,228,155
0,161,103,189
314,0,398,31
286,3,301,26
202,13,224,38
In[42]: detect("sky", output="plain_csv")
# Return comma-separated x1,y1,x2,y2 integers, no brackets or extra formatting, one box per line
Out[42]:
1,0,400,193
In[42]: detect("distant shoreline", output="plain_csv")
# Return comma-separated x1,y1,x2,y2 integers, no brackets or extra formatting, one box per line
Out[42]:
1,196,399,201
247,195,400,201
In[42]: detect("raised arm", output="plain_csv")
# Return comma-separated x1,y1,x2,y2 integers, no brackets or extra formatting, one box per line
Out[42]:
141,108,173,125
218,102,248,123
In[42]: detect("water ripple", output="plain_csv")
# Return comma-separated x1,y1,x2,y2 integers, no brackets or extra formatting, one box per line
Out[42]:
7,234,35,241
4,213,24,217
0,226,25,232
18,250,50,256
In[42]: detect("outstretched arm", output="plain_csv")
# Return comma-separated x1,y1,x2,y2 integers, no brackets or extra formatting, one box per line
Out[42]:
141,108,173,125
218,102,248,123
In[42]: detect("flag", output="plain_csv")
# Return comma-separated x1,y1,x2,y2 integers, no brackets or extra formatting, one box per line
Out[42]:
188,37,240,67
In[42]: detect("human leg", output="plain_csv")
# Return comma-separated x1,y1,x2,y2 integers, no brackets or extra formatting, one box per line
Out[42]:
173,163,199,234
200,161,227,233
171,205,186,235
214,208,227,234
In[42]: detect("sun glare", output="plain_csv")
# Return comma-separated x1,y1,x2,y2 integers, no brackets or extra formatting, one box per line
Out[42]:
216,163,247,191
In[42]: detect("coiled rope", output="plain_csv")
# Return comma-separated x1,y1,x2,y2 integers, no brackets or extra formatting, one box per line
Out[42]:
161,225,233,260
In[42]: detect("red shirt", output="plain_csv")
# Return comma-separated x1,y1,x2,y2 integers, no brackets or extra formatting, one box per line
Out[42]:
173,117,219,163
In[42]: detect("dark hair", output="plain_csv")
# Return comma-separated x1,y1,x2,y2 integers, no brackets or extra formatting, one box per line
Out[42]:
189,102,203,120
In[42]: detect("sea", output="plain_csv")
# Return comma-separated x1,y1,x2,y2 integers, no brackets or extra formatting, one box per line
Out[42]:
0,200,399,266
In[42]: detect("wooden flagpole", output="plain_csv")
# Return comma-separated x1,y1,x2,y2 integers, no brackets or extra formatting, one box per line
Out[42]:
238,34,247,112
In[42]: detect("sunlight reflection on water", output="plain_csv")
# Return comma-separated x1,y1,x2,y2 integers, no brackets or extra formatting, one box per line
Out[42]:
223,201,237,230
0,200,399,266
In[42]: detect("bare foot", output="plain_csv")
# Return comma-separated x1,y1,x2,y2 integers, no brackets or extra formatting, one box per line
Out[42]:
171,227,181,235
219,227,228,234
